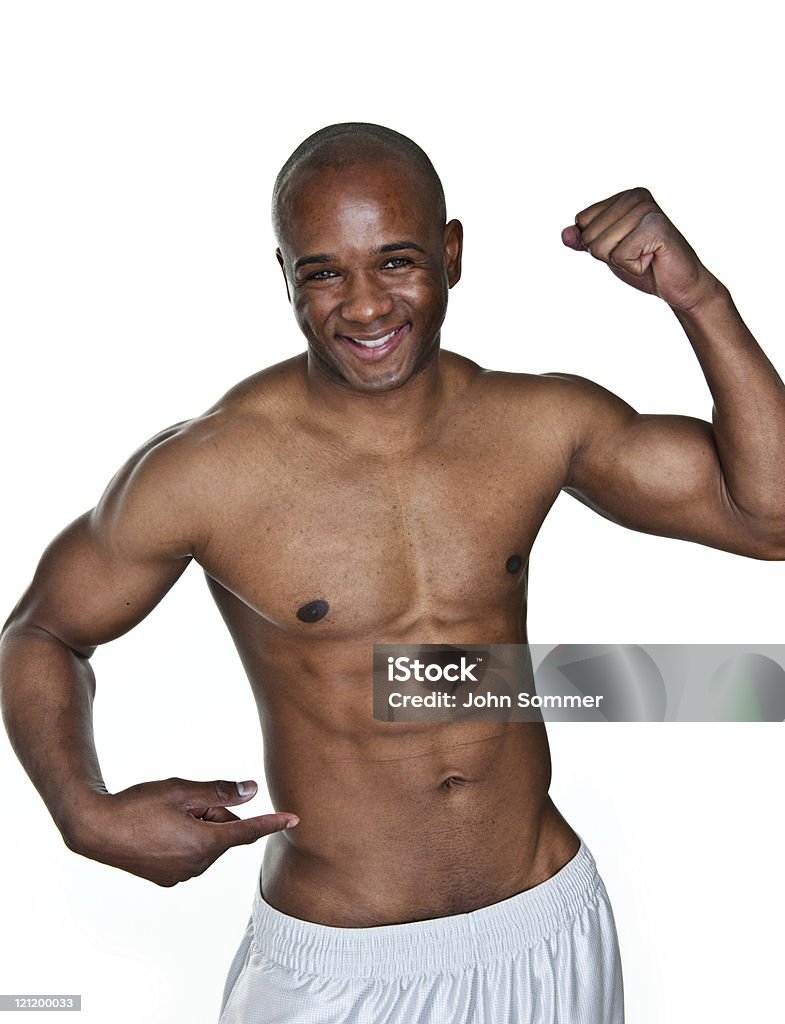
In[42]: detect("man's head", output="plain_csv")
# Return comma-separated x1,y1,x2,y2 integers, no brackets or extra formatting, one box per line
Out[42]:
272,124,447,242
273,123,462,394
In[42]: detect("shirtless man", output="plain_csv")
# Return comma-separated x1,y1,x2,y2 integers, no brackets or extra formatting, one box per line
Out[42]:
2,123,784,1024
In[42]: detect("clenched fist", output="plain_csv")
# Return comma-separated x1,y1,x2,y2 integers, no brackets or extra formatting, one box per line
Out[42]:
562,187,720,313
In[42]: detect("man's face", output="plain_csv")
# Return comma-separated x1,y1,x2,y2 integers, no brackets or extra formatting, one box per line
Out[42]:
276,158,462,394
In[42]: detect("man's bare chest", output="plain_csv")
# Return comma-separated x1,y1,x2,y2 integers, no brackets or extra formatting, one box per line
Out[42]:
198,438,564,639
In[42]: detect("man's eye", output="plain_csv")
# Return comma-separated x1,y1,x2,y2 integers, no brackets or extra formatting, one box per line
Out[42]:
382,257,412,269
307,269,338,281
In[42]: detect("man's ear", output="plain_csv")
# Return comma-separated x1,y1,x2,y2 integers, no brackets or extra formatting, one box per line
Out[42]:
276,248,292,303
443,219,463,288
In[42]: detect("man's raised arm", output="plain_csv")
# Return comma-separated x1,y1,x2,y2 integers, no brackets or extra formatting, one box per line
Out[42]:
0,423,297,886
556,187,785,558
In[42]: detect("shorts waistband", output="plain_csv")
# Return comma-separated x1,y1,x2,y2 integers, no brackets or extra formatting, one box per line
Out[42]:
251,840,602,979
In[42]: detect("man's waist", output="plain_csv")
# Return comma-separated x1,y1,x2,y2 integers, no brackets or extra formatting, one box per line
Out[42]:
260,793,577,927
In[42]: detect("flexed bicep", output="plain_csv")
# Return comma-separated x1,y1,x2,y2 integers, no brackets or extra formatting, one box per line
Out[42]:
552,374,784,560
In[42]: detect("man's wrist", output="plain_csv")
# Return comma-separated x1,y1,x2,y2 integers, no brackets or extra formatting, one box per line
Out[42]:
55,786,111,853
670,272,732,325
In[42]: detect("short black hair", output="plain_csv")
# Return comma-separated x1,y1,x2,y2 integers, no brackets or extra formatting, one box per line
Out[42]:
272,122,446,244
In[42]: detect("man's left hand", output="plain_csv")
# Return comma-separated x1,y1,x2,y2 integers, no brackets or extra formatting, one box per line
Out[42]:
562,187,719,313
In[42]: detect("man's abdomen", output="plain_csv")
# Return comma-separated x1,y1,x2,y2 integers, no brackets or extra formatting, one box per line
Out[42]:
260,720,579,927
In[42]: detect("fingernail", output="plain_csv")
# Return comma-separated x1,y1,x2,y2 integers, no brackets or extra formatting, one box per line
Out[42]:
236,780,256,797
285,817,300,829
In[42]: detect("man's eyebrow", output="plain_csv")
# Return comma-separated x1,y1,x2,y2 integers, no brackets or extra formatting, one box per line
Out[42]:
375,241,426,255
294,253,335,273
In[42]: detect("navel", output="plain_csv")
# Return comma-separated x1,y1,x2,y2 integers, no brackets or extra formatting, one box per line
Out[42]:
441,775,471,790
505,554,523,575
296,599,330,623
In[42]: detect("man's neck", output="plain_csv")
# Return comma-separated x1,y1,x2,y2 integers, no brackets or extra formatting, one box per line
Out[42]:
302,349,448,457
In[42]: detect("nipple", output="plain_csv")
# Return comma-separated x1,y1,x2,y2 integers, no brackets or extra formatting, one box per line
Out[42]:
296,599,330,623
505,554,523,575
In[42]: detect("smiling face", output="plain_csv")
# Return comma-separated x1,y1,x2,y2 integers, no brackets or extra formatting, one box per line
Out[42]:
276,157,462,394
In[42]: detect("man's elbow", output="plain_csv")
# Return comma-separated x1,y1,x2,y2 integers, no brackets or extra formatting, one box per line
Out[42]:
735,513,785,560
0,614,96,660
752,539,785,561
721,482,785,559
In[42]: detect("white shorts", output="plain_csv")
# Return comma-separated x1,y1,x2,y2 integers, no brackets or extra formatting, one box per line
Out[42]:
219,840,624,1023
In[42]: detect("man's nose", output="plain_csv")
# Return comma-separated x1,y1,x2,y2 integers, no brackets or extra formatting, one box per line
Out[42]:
339,272,394,324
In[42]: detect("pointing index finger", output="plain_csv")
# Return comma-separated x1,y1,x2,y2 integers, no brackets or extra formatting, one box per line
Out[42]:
211,812,300,851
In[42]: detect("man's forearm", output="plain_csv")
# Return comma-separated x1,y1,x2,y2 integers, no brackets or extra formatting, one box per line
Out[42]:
673,280,785,531
0,621,107,842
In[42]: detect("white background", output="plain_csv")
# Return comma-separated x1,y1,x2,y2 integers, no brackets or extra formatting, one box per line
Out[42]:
1,2,782,1022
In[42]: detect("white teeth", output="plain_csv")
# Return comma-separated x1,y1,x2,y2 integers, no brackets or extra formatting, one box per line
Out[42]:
350,328,397,349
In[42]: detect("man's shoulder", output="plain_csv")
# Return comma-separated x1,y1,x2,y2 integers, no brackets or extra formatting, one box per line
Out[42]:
449,355,611,415
201,353,307,428
442,358,634,461
100,356,306,511
149,354,307,461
